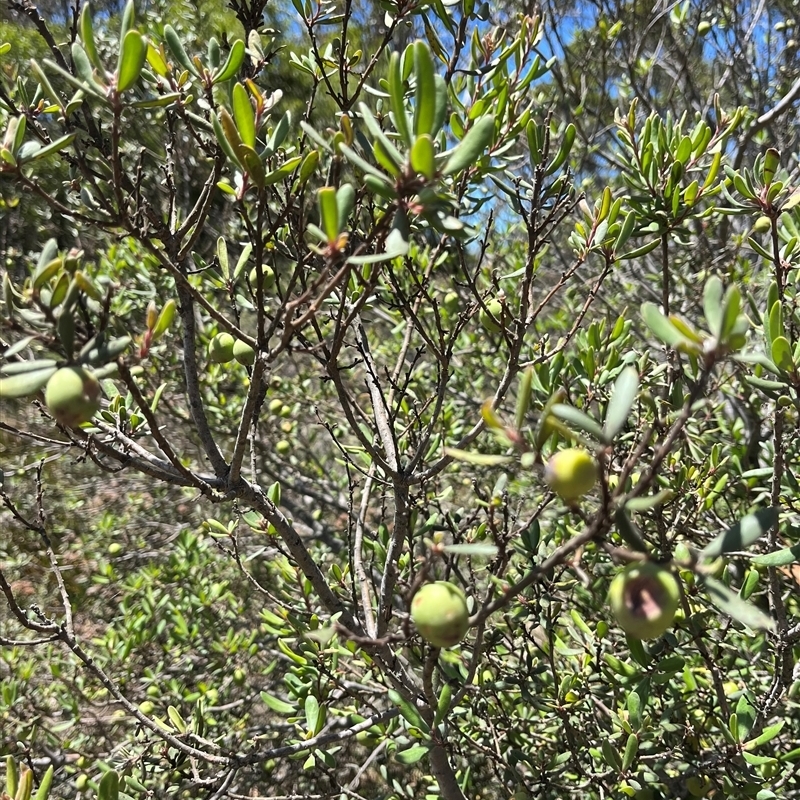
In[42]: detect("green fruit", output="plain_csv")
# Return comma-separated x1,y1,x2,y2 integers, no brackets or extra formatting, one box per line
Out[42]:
208,332,235,363
411,581,470,648
479,299,503,333
608,562,680,640
233,339,256,365
249,265,275,291
276,439,291,455
544,448,597,500
44,366,101,427
107,543,122,555
442,291,460,314
268,398,283,414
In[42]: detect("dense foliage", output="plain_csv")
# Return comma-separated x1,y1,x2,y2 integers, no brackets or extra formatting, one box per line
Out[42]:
2,1,800,799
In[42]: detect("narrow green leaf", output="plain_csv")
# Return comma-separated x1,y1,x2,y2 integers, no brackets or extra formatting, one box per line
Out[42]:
26,133,77,163
116,29,146,93
336,183,356,234
703,276,724,339
0,366,57,398
387,689,429,732
318,187,339,243
33,765,53,800
443,448,512,466
395,745,431,765
700,508,779,558
641,302,700,352
744,720,784,751
163,24,198,76
413,40,435,137
388,51,412,146
338,143,393,184
304,695,320,734
263,155,302,186
440,543,498,557
232,82,256,148
266,110,291,155
614,508,649,553
750,544,800,567
441,114,495,176
259,691,295,714
621,734,638,772
152,299,176,340
697,575,776,632
603,366,638,439
212,38,245,84
79,3,103,70
549,403,607,443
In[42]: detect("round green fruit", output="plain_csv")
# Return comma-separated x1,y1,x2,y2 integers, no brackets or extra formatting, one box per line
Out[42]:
275,439,291,455
608,562,680,640
208,332,235,363
249,265,275,291
442,291,460,314
233,339,256,366
44,366,101,428
544,448,597,500
411,581,470,649
479,299,503,333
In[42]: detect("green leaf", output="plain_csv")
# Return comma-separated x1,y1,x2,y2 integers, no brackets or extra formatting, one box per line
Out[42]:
305,695,320,734
98,770,120,800
744,720,784,751
614,508,649,553
641,302,700,352
336,183,356,233
771,336,793,371
116,29,146,93
411,134,436,179
621,733,638,772
263,155,302,186
33,766,53,800
413,40,435,137
549,403,607,443
164,24,198,76
442,448,512,467
388,51,412,146
259,691,295,714
703,276,724,339
546,122,575,175
385,208,410,256
395,745,431,765
0,366,57,398
213,38,245,84
700,508,778,558
24,133,77,163
440,543,499,557
697,575,776,632
266,110,291,155
603,366,638,439
152,299,176,340
624,489,674,511
387,689,429,732
441,114,495,176
232,82,256,148
750,543,800,567
317,187,339,243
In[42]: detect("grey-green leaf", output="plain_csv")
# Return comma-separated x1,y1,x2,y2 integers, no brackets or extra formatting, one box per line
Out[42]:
700,508,778,558
698,575,775,632
603,366,638,439
441,114,495,176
